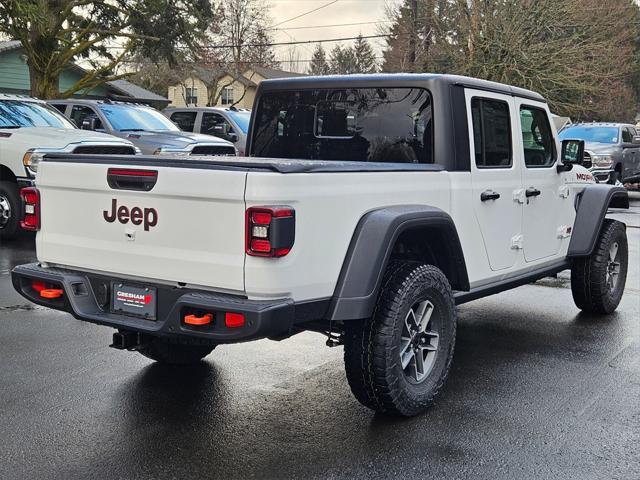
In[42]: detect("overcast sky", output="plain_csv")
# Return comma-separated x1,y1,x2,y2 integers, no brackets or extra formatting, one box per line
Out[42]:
269,0,392,71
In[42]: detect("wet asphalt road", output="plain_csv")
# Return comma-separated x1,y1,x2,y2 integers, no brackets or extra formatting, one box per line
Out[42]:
1,196,639,480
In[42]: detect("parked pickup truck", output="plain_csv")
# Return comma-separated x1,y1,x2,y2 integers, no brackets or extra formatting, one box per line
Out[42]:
48,99,237,157
0,94,139,240
13,75,629,417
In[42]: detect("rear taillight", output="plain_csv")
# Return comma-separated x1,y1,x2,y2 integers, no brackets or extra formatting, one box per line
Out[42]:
246,206,295,257
20,187,40,231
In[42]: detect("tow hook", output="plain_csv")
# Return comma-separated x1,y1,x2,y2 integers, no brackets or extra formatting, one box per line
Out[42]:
109,330,143,351
326,332,343,348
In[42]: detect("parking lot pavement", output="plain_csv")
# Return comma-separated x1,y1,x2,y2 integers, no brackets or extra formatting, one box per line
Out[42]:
0,196,639,480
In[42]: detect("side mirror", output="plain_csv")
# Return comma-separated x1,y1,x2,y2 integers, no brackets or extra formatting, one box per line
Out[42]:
633,135,640,145
558,139,585,172
81,116,98,131
228,132,239,142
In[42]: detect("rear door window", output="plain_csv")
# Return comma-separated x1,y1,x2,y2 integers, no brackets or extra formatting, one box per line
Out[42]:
471,98,512,168
252,88,433,163
170,111,197,131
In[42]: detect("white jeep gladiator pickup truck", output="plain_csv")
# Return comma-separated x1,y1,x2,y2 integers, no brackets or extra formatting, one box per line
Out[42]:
12,74,629,417
0,95,139,239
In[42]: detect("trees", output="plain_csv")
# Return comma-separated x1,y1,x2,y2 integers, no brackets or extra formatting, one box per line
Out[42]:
326,36,378,75
309,44,330,75
353,34,378,74
381,0,640,120
0,0,213,99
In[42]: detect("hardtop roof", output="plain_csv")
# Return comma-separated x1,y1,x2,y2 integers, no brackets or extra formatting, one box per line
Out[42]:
257,73,546,103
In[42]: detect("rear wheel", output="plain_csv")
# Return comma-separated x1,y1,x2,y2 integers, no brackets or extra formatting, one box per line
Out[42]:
0,181,19,240
344,262,456,417
571,219,628,314
139,337,215,365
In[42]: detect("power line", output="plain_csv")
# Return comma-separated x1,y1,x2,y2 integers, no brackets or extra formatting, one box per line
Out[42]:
272,20,391,31
197,33,389,49
270,0,340,29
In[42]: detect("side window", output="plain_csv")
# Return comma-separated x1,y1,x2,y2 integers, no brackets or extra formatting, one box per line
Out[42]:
519,106,555,167
201,112,234,141
471,98,512,168
50,104,67,115
621,127,633,143
70,105,102,130
170,111,197,131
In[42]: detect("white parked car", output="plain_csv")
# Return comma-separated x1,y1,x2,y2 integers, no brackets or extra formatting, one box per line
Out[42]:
12,75,629,417
0,94,139,239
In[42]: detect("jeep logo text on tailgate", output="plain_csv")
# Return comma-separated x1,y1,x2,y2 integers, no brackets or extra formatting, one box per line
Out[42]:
103,199,158,231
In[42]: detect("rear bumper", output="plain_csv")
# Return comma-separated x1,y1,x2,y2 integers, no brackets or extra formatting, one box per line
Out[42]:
12,263,299,344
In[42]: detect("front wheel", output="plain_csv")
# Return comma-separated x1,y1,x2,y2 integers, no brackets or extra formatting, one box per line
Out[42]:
0,181,20,240
344,262,456,417
571,219,628,314
139,337,215,365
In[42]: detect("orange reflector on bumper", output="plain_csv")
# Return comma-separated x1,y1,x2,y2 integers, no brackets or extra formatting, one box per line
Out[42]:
40,289,64,299
225,312,245,328
184,313,213,326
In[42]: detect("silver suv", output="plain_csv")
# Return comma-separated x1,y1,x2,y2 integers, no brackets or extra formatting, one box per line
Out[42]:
49,100,236,157
163,107,250,156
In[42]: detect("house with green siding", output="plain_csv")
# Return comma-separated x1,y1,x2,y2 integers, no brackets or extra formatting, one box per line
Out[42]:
0,40,168,107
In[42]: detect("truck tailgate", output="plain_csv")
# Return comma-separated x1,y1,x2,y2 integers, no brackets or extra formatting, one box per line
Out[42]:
35,160,248,293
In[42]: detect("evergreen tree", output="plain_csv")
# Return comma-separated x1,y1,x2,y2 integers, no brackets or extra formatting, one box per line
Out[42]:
309,44,330,75
329,45,358,75
353,34,378,74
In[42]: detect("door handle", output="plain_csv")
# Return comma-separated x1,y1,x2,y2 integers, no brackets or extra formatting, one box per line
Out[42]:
525,187,541,198
481,190,501,201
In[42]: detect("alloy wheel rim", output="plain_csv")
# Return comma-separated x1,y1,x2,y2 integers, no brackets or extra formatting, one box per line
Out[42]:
0,194,11,229
400,299,439,383
606,242,621,293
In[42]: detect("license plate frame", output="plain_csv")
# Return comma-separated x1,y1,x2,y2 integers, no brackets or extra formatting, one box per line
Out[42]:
111,282,157,320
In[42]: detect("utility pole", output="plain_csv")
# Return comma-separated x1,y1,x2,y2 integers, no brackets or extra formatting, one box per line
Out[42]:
468,0,477,60
408,0,418,71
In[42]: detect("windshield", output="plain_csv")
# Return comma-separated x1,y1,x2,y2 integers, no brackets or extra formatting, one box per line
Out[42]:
227,110,251,134
559,126,620,144
252,88,433,163
99,104,180,132
0,100,75,129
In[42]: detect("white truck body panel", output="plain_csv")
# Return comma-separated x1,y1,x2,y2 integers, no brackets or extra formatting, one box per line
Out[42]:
36,161,247,293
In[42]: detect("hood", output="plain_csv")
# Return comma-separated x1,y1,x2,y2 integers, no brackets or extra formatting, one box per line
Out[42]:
3,127,135,148
122,130,234,149
584,142,618,155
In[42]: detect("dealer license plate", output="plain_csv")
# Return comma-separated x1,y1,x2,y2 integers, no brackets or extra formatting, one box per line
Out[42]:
111,283,157,320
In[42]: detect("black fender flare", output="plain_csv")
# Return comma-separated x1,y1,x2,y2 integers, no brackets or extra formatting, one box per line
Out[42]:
567,184,628,257
328,205,470,321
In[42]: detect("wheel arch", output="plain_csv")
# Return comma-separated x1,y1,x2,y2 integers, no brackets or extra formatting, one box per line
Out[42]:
328,205,470,321
568,184,628,257
0,164,18,183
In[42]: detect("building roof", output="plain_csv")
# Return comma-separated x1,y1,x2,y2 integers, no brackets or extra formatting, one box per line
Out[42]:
0,40,21,54
0,40,167,103
106,79,169,103
250,66,306,79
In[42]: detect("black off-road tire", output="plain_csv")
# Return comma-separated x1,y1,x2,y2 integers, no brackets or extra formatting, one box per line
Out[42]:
0,180,20,240
344,262,456,417
139,337,215,365
571,219,628,314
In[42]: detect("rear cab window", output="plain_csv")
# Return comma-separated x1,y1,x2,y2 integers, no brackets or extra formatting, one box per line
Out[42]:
252,88,434,163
